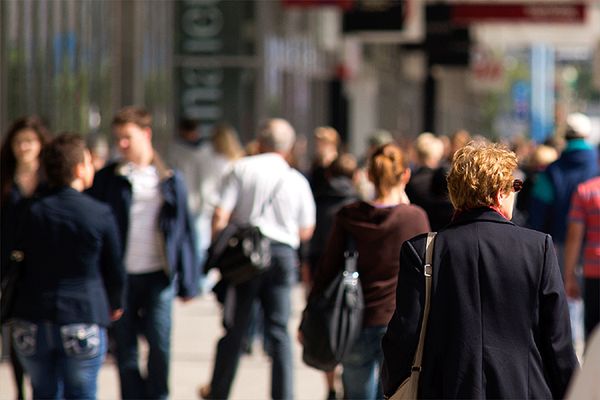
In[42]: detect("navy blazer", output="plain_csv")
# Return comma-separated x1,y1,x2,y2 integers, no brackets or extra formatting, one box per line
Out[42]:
87,161,199,298
382,208,578,399
12,187,126,327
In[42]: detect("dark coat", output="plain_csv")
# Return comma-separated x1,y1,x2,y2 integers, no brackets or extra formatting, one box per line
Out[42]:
12,187,126,327
87,161,199,298
382,208,578,399
308,175,358,273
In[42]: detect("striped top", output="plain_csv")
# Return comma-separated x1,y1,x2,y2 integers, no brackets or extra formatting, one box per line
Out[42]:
568,176,600,278
124,163,167,275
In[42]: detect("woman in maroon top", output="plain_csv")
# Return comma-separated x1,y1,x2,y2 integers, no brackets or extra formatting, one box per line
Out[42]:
309,143,430,400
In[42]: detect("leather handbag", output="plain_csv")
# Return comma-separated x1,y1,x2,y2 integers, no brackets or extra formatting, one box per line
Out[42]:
204,174,286,285
300,235,364,371
205,223,272,285
390,232,437,400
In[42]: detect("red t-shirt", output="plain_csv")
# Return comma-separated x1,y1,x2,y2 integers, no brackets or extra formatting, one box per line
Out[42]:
568,176,600,278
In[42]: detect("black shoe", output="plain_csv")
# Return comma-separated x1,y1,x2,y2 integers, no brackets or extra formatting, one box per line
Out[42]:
327,389,336,400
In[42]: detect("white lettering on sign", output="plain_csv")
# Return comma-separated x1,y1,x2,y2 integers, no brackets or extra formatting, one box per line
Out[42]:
179,0,225,124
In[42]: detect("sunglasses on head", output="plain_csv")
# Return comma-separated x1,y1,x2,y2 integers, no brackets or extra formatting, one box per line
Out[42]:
512,179,523,193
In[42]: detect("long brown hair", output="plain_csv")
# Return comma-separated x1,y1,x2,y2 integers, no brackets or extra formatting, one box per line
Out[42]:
0,116,51,201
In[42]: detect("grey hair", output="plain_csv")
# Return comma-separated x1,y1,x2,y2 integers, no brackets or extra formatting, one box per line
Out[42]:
257,118,296,153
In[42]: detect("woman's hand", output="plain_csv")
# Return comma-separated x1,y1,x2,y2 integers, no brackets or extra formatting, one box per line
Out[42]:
564,275,581,299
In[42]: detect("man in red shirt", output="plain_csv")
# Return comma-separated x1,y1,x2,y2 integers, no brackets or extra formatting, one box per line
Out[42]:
564,175,600,338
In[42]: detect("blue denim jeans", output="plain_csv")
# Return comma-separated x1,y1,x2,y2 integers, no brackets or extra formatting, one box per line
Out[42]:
113,271,174,399
209,243,297,399
12,320,106,399
341,325,387,400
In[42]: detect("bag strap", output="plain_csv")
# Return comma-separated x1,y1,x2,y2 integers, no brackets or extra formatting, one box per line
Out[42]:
344,234,358,273
257,169,289,219
411,232,437,373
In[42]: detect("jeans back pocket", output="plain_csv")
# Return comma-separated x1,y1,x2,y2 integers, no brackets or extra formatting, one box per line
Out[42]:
60,323,102,359
11,320,38,357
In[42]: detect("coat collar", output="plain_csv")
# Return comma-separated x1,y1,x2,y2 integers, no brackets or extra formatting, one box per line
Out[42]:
449,207,515,228
114,152,173,182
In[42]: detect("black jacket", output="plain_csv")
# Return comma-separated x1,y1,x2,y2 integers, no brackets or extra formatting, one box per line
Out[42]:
87,161,199,298
12,187,126,326
308,175,358,271
382,208,578,399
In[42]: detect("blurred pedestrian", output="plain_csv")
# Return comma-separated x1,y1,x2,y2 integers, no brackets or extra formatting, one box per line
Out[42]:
199,118,315,400
355,129,394,200
529,112,598,352
0,115,50,400
7,133,125,399
529,112,598,264
304,152,359,399
88,106,200,399
406,132,448,230
515,144,559,223
382,141,578,399
309,143,429,400
87,134,110,171
309,127,340,197
564,175,600,338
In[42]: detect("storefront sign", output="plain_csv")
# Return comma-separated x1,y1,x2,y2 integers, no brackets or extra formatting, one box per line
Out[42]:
451,2,586,24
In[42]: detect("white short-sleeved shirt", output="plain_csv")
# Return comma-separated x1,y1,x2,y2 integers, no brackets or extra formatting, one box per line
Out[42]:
219,153,315,249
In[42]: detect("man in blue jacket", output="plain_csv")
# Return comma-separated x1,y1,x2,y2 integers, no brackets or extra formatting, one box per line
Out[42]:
529,112,599,264
529,112,598,353
88,106,199,399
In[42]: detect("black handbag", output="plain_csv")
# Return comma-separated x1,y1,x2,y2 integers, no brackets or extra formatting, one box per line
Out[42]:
300,235,364,371
205,223,272,285
204,174,287,285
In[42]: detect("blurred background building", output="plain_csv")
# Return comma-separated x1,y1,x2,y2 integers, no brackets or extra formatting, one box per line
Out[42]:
1,0,600,157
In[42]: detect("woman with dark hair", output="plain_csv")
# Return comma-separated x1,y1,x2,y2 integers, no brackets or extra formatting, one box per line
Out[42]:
308,143,430,399
382,141,578,399
0,115,50,400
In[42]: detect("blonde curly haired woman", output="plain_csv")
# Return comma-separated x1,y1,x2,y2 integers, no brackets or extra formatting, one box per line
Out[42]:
382,141,578,399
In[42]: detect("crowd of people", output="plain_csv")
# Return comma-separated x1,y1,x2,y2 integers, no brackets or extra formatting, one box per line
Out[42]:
0,106,598,400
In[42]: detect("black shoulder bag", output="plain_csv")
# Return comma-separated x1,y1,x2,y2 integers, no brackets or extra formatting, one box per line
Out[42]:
300,234,364,371
204,174,287,285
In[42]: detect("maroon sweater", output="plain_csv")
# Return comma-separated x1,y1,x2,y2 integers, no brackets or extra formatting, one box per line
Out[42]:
310,201,430,327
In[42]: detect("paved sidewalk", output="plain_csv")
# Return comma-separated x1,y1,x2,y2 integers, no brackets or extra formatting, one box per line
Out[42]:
0,286,327,400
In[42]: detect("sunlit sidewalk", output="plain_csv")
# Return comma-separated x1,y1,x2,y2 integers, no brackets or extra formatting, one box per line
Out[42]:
0,286,326,400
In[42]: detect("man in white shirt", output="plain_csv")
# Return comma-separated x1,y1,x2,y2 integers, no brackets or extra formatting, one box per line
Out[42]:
201,118,315,400
88,107,199,399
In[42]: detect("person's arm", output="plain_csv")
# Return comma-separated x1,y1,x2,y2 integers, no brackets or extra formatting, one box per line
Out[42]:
564,221,584,298
211,206,231,239
210,169,238,240
381,237,427,397
100,208,126,320
538,234,579,398
299,226,315,242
